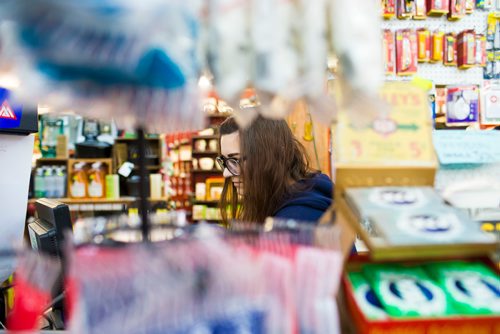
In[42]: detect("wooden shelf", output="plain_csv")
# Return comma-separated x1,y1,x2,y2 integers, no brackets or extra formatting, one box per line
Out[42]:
133,165,162,170
28,197,137,204
115,137,160,141
37,158,68,163
192,169,221,173
192,151,218,155
193,200,219,205
192,135,218,140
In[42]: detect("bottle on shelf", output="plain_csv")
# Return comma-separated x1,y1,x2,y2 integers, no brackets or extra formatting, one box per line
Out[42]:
34,167,46,198
44,166,56,198
70,162,88,198
54,166,67,198
88,162,106,199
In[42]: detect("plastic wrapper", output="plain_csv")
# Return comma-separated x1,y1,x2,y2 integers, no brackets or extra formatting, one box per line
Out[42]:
0,0,205,133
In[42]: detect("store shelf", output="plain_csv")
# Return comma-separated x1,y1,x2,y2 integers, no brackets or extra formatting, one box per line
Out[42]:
192,135,218,140
133,165,162,170
28,197,137,204
115,137,160,141
192,151,218,155
206,113,231,118
192,169,221,173
36,157,68,162
192,200,219,205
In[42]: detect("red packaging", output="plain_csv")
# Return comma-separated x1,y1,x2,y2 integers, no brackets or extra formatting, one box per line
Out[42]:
431,31,445,62
414,0,427,19
457,30,476,68
448,0,466,20
396,29,418,75
397,0,414,19
443,33,457,66
426,0,449,15
383,30,396,75
476,34,487,67
417,28,431,62
382,0,396,19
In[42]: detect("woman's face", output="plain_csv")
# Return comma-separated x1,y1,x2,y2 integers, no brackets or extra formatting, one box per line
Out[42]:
220,132,243,194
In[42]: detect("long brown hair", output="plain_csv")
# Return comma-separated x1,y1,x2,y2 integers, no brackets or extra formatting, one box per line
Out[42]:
219,116,315,225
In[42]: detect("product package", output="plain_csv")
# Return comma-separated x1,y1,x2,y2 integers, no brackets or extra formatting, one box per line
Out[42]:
414,0,428,19
382,0,396,19
481,84,500,125
417,29,431,62
425,261,500,315
448,0,467,20
446,85,479,125
363,265,450,317
476,0,494,10
435,87,448,116
397,0,415,18
431,31,444,62
457,30,477,69
369,207,495,247
396,29,418,75
465,0,476,12
383,30,396,75
443,33,457,66
348,272,388,320
476,34,487,67
426,0,449,15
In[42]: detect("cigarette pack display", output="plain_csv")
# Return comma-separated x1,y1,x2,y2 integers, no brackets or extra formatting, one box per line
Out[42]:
417,29,431,62
425,261,500,315
396,29,418,75
426,0,449,15
443,33,457,66
446,85,479,125
383,30,396,75
431,31,444,62
457,30,476,69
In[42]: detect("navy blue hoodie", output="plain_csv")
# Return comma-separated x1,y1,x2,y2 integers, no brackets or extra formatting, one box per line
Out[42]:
273,173,333,222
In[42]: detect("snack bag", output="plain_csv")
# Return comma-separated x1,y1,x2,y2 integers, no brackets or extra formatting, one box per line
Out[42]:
363,264,450,317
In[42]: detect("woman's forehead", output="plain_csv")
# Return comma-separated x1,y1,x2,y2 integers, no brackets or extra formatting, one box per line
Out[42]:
220,132,240,156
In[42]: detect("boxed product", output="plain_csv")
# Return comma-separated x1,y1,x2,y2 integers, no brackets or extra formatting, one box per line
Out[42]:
426,0,449,15
448,0,466,20
457,30,476,69
476,34,487,67
446,85,479,126
475,0,494,9
396,29,418,75
397,0,414,19
413,0,427,19
481,84,500,125
431,31,444,62
362,264,450,317
382,0,396,19
443,33,457,66
383,29,396,75
425,261,500,315
417,29,431,62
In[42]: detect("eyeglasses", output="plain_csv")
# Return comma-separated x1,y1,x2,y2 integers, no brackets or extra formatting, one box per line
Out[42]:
216,155,241,176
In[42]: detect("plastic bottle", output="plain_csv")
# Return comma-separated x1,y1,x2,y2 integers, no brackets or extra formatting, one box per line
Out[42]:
44,166,56,198
88,162,105,198
54,167,66,198
70,163,88,198
34,168,46,198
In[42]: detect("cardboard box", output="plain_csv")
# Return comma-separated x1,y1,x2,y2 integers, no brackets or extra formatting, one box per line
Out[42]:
396,29,418,75
426,0,449,15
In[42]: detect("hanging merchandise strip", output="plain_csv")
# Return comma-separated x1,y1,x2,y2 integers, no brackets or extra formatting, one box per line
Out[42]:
61,221,343,334
1,0,386,130
382,10,489,85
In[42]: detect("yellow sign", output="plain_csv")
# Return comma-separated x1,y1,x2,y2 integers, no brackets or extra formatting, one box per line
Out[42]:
335,82,435,165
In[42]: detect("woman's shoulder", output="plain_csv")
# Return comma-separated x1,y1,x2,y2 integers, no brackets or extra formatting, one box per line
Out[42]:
273,173,333,222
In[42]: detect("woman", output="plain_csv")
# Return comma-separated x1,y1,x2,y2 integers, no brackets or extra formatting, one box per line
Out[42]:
217,116,334,225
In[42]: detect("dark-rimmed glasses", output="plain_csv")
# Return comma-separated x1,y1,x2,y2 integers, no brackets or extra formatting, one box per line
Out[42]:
216,155,241,176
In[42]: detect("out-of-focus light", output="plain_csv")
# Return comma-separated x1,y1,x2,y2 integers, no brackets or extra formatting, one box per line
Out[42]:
37,104,51,114
0,73,20,89
198,75,212,91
